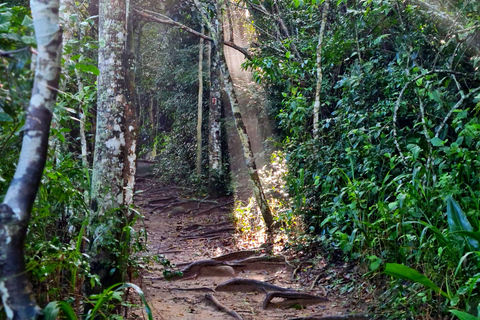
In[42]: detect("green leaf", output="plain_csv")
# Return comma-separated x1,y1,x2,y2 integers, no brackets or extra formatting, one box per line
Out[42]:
431,137,444,147
21,35,36,45
0,11,12,32
446,196,479,250
428,90,442,103
384,263,450,298
44,301,78,320
406,144,421,160
86,283,153,320
120,283,153,320
449,310,480,320
0,112,13,122
75,63,100,76
21,15,33,29
0,32,22,41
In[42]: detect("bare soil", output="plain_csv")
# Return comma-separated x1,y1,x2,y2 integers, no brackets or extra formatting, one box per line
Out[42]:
134,175,373,320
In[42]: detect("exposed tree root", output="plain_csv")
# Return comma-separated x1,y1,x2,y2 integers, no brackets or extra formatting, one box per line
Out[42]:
286,315,371,320
148,197,176,204
157,250,183,254
212,250,260,261
205,293,243,320
262,291,329,309
292,263,303,280
192,201,235,216
171,287,215,292
171,260,226,279
182,221,231,232
181,227,235,238
233,255,286,265
182,235,224,240
310,273,326,291
215,278,296,293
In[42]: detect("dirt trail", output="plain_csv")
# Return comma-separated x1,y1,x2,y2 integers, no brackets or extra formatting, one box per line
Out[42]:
134,171,371,320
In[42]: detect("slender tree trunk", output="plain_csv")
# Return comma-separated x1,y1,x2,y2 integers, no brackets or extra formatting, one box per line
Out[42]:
208,25,223,196
59,0,76,90
217,0,274,231
74,14,88,171
313,0,330,139
89,0,128,293
149,93,156,158
123,9,137,207
196,25,205,176
0,0,62,317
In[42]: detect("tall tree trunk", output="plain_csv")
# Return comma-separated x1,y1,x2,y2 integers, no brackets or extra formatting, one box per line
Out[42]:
217,0,274,231
313,0,330,139
0,0,62,317
89,0,128,293
208,27,224,196
196,25,205,176
123,9,138,207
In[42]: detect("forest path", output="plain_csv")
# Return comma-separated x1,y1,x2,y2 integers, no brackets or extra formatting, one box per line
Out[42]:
134,167,371,320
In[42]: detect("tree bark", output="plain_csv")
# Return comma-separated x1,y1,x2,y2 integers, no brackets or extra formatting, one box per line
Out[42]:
123,8,138,207
89,0,129,293
217,0,274,231
196,25,205,176
313,0,330,139
208,32,224,196
0,0,62,317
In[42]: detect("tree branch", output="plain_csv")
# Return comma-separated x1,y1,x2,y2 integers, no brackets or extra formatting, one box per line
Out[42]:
133,8,213,41
133,7,252,59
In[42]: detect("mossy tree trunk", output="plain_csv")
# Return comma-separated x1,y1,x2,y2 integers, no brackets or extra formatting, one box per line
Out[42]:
89,0,136,294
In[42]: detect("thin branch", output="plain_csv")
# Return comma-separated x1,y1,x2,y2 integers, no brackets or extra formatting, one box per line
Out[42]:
133,7,252,59
434,86,480,139
0,47,30,57
133,8,213,41
224,40,252,59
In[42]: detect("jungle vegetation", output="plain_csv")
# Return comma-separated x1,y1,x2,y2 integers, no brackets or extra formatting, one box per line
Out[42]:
0,0,479,319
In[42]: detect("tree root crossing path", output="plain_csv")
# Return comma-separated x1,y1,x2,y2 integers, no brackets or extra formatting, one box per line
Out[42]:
135,173,371,320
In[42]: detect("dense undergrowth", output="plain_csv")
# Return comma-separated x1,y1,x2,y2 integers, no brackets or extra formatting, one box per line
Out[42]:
244,0,480,318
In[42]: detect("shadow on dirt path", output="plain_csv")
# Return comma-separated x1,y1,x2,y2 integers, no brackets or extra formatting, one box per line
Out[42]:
134,170,371,320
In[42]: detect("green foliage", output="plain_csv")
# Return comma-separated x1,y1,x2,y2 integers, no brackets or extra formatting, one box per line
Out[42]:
0,4,34,194
384,263,450,299
245,0,480,317
43,283,153,320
